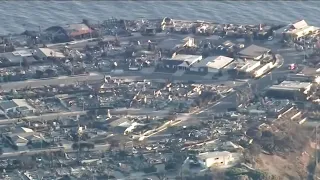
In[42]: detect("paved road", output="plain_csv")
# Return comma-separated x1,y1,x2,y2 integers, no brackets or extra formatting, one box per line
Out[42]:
0,144,110,159
110,108,170,117
107,71,248,87
0,72,104,91
0,111,86,125
0,147,63,159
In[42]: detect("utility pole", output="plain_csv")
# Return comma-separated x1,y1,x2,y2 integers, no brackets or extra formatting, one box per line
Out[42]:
76,103,84,164
315,125,318,179
303,32,306,62
98,20,101,39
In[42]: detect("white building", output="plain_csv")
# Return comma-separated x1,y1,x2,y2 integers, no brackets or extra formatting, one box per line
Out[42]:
197,151,234,168
189,56,234,74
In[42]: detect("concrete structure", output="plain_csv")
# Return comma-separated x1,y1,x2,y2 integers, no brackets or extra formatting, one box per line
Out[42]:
189,56,234,74
238,44,271,60
109,117,132,134
197,151,233,168
45,23,93,40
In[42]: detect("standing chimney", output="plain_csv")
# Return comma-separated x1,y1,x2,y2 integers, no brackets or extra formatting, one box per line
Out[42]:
107,109,111,118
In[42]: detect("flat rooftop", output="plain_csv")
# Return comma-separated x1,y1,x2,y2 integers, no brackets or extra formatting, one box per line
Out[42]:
0,72,103,91
191,56,234,69
238,44,270,59
171,54,202,65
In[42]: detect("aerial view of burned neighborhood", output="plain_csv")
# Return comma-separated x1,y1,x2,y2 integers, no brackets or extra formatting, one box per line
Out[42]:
0,1,320,180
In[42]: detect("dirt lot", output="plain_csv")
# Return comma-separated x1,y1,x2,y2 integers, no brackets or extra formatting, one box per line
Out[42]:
256,151,311,180
252,120,316,180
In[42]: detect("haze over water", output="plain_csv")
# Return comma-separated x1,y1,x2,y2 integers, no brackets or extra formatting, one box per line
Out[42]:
0,1,319,35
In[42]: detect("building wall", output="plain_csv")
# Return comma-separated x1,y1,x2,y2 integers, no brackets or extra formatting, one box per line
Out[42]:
254,62,274,77
244,61,261,73
205,154,232,167
189,67,199,72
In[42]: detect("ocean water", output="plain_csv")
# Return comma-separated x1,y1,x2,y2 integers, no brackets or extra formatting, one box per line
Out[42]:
0,1,319,35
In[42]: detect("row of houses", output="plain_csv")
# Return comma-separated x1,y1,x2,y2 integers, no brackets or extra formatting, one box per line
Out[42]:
159,44,273,77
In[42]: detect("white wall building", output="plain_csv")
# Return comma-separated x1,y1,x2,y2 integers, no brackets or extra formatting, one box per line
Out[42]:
197,151,234,168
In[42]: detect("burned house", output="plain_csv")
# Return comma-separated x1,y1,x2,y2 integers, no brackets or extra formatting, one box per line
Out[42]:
45,23,93,42
0,50,38,67
157,36,195,57
2,127,47,149
0,99,35,116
